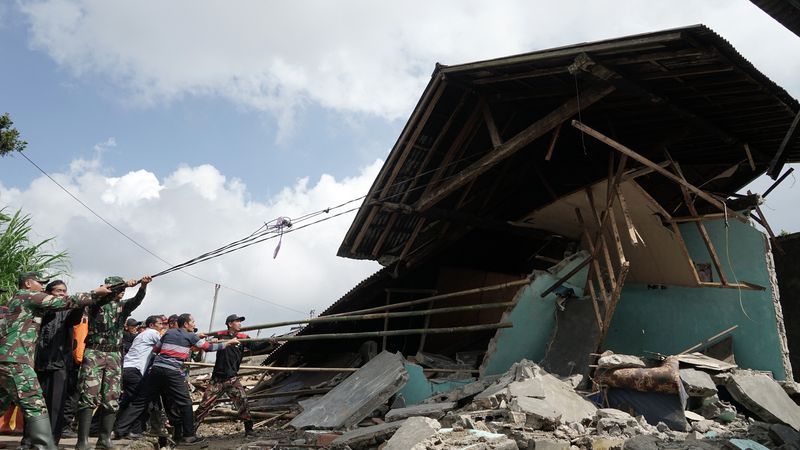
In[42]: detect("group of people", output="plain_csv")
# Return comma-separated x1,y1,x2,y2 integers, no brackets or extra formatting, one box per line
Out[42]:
0,271,276,449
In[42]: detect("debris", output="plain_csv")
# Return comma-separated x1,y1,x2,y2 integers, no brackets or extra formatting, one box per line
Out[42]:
330,420,406,447
680,368,718,397
726,438,770,450
383,416,441,450
509,396,562,430
385,402,457,422
676,353,737,371
596,356,681,394
597,353,648,370
725,370,800,430
289,351,409,429
769,423,800,447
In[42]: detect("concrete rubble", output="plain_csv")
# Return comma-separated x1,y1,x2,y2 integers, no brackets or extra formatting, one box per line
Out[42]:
188,353,800,450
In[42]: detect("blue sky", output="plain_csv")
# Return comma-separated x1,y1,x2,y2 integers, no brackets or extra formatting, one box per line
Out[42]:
0,1,798,327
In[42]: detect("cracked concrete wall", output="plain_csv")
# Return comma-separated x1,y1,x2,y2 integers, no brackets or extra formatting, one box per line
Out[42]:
604,219,790,380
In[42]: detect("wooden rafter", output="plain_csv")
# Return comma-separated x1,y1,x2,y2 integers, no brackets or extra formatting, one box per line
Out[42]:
544,123,562,161
415,81,616,211
767,109,800,179
571,120,748,222
482,99,503,148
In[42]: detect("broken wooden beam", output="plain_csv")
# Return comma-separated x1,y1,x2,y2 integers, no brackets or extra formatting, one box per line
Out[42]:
571,120,748,222
415,82,615,210
767,109,800,179
185,362,480,375
540,256,593,298
679,325,739,355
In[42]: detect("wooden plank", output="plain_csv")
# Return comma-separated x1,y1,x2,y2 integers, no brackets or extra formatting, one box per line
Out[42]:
679,183,729,286
239,323,515,343
544,123,562,161
585,280,605,332
699,282,765,291
575,208,610,304
614,183,641,246
540,256,593,298
767,109,800,179
571,120,747,222
584,188,617,285
482,100,503,148
415,83,615,211
587,186,625,265
602,261,630,335
744,143,756,171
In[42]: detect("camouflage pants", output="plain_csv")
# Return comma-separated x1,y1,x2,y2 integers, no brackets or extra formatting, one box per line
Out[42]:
77,349,122,412
194,377,251,427
0,362,47,418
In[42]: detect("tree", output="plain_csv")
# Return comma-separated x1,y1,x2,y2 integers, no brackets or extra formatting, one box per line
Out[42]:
0,113,27,157
0,209,69,303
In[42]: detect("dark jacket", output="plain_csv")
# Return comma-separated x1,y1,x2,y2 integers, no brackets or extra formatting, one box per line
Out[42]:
212,331,275,381
34,308,84,371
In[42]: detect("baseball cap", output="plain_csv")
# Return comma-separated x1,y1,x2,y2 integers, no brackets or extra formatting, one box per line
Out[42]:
225,314,245,325
104,276,125,285
18,271,50,285
125,318,141,327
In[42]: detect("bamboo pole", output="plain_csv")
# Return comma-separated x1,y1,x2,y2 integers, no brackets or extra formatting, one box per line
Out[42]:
185,362,481,375
236,322,513,343
326,278,530,317
210,301,516,335
247,388,332,400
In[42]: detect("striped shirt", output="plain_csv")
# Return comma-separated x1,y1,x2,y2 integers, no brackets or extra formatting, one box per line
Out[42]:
152,328,223,372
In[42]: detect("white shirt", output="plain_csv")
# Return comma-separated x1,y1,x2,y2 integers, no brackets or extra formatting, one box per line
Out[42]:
123,328,161,374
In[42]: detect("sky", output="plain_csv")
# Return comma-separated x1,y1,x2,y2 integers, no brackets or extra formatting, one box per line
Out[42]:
1,1,798,332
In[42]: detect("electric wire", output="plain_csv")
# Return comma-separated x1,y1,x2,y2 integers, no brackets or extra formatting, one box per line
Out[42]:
18,151,307,314
17,148,484,313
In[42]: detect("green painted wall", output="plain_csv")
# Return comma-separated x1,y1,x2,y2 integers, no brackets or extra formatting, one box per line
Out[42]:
396,363,474,405
604,219,786,379
480,251,590,376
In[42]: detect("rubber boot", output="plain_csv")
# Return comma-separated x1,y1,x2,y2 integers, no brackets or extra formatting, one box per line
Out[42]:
95,409,117,449
75,409,93,450
244,420,254,437
24,414,58,450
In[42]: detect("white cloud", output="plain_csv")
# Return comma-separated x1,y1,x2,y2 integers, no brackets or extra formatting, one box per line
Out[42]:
17,1,800,139
0,151,382,331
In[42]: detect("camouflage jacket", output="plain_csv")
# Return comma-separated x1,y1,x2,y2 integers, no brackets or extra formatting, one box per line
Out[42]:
84,286,146,348
0,289,96,364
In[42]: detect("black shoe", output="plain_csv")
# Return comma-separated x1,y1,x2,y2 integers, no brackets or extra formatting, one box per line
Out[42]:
178,436,208,447
244,420,254,437
61,429,77,439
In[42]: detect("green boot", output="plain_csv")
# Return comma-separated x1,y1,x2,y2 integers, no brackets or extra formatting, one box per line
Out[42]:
96,408,118,449
25,414,58,450
75,408,93,450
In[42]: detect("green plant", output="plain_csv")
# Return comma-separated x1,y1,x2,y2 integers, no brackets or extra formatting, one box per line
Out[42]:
0,113,27,157
0,208,69,303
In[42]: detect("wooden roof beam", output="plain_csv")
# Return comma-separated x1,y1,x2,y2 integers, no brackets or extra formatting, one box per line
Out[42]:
767,109,800,179
414,68,616,211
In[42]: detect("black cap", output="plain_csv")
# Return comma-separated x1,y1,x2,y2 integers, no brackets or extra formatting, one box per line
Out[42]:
125,318,141,327
18,271,50,285
225,314,245,325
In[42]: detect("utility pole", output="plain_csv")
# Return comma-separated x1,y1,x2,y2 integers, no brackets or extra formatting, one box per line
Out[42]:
208,283,221,333
203,283,221,362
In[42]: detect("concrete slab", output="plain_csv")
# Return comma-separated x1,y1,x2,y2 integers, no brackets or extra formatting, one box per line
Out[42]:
383,416,440,450
385,402,457,422
769,423,800,447
507,379,546,399
510,396,562,430
330,420,406,447
598,354,647,370
289,351,409,429
726,370,800,431
680,368,718,397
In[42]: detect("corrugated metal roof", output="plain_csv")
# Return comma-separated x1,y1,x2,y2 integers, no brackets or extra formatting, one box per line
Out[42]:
751,0,800,37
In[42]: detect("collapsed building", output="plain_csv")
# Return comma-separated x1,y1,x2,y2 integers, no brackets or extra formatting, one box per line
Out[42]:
189,24,800,449
266,23,798,384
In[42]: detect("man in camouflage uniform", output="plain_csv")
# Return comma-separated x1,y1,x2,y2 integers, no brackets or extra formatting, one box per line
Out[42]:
76,275,152,450
0,271,111,450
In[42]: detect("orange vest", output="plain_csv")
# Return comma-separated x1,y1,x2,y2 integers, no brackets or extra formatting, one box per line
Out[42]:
73,316,89,364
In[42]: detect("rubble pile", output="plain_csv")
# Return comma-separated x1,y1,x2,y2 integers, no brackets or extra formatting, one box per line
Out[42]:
190,352,800,450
